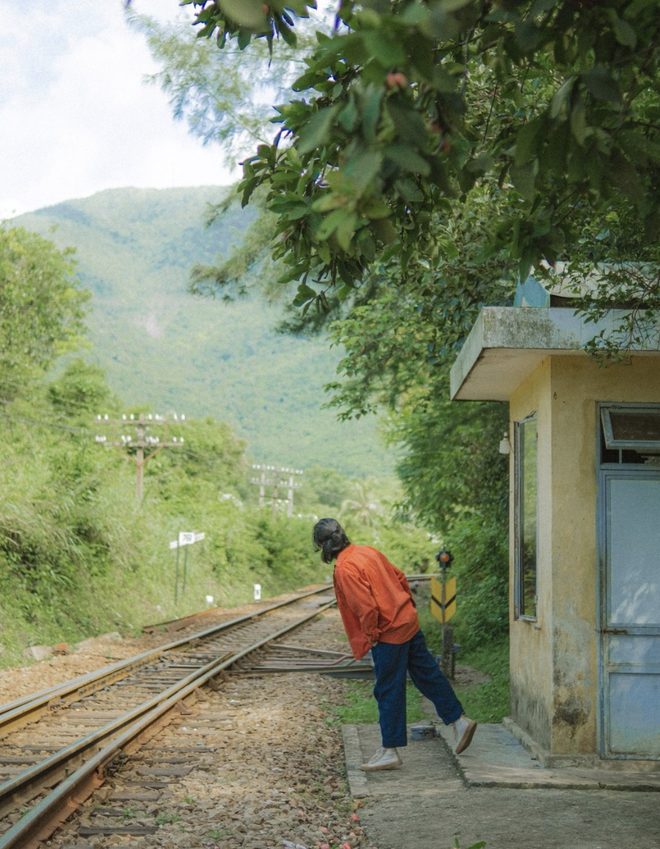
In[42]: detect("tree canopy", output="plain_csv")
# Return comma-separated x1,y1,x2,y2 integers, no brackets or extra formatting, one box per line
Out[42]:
182,0,660,312
0,226,89,395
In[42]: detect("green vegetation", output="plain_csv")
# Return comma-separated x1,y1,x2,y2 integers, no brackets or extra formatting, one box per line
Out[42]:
417,586,510,723
187,0,660,353
453,641,510,724
333,679,426,727
0,220,441,670
0,378,432,668
13,188,391,479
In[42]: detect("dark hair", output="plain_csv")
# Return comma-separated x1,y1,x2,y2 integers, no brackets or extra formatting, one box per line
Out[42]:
313,518,350,564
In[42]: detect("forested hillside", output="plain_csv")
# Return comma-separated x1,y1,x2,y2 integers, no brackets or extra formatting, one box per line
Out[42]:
14,187,391,478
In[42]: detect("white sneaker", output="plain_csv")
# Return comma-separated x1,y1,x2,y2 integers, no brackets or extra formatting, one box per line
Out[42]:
453,714,477,754
360,746,402,771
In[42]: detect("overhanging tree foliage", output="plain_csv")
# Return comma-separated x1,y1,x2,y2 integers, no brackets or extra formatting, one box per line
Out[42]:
183,0,660,290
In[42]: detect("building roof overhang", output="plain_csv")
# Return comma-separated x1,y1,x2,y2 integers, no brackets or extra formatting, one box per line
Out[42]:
450,307,660,402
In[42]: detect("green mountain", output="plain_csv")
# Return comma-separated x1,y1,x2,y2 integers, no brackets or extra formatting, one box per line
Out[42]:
13,187,392,477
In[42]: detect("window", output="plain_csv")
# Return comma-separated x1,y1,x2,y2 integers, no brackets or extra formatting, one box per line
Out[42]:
515,414,538,619
600,405,660,465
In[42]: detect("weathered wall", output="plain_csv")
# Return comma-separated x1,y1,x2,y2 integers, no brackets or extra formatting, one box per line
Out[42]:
509,352,660,756
509,358,553,750
548,355,660,754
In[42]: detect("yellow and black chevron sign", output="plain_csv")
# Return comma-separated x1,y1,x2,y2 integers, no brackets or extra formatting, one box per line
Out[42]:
430,575,456,624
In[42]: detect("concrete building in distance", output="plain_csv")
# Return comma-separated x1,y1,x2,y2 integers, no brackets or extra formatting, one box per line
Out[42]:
450,279,660,764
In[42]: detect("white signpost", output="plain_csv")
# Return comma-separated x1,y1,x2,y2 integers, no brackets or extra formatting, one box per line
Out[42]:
170,531,206,603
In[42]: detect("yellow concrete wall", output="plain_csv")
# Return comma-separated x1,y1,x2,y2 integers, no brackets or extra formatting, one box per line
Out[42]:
548,355,660,754
509,353,660,755
509,358,553,750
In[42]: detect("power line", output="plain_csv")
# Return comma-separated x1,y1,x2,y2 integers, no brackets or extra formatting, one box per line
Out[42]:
94,412,186,501
250,464,303,517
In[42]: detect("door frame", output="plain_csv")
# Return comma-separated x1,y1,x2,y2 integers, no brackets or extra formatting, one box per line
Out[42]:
597,465,660,758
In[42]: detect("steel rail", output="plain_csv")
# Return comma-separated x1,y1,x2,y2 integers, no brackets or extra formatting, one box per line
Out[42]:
0,585,331,736
0,597,337,849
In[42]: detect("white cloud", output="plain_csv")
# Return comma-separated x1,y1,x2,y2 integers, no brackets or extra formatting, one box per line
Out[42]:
0,0,238,219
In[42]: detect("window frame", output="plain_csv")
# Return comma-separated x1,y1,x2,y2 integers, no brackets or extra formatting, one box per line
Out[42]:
600,404,660,454
514,413,539,621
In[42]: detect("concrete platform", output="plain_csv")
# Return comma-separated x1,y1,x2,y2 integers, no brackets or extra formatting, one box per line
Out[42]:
343,722,660,849
435,722,660,791
344,722,660,796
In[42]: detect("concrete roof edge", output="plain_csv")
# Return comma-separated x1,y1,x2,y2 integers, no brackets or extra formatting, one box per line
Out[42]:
449,306,660,401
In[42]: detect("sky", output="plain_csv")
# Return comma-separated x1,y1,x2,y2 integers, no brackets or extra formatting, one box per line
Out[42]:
0,0,238,220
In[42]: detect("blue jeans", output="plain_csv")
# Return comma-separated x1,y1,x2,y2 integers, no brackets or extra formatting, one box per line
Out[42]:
370,629,463,748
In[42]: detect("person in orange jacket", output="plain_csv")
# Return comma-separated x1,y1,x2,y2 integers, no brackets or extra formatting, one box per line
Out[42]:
313,517,476,771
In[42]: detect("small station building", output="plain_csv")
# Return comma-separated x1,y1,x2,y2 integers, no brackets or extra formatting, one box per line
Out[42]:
450,292,660,763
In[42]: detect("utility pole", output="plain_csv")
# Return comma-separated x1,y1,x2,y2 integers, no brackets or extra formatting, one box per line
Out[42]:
94,412,186,501
250,464,303,516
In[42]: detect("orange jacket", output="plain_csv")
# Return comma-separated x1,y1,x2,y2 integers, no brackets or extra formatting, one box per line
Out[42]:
333,543,419,660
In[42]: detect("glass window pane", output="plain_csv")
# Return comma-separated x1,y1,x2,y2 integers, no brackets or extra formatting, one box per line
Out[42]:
602,407,660,451
610,411,660,443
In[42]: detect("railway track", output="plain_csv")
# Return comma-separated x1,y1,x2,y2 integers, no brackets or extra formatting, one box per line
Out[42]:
0,587,337,849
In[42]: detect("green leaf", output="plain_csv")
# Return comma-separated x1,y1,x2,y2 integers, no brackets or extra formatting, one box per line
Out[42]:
335,212,358,251
292,69,324,92
384,145,431,175
509,161,537,201
338,99,359,132
277,18,297,46
218,0,268,31
421,7,461,40
297,105,340,154
356,229,376,261
316,208,350,239
311,192,344,212
514,116,543,166
515,21,540,53
386,103,429,147
372,217,398,245
608,151,645,205
608,10,637,48
279,202,310,221
550,76,576,119
360,198,391,219
363,30,406,68
624,0,656,16
437,0,474,10
345,150,383,192
570,96,588,146
529,0,559,14
618,130,660,166
466,152,494,174
293,282,317,306
581,66,623,108
395,178,424,202
360,86,384,144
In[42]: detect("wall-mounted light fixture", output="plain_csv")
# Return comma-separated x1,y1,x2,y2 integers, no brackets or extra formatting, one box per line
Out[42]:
499,432,511,455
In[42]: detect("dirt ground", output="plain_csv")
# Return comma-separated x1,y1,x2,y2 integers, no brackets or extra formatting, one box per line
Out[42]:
2,603,659,849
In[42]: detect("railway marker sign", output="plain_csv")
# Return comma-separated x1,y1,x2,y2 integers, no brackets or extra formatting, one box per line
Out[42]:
430,574,457,624
170,531,206,603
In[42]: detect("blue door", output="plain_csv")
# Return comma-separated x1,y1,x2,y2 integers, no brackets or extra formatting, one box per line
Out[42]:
600,472,660,758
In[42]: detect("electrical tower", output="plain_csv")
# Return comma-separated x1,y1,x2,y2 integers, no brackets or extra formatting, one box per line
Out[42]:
250,465,303,516
94,412,186,501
